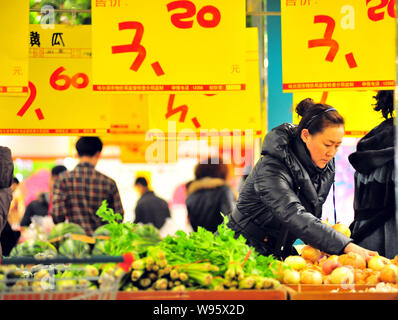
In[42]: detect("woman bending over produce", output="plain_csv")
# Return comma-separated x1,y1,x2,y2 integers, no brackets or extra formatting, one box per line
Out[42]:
227,98,377,261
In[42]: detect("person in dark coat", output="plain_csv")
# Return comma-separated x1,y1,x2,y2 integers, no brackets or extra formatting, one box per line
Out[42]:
134,177,171,229
186,157,235,233
20,165,67,227
348,90,397,259
227,98,377,260
0,147,15,256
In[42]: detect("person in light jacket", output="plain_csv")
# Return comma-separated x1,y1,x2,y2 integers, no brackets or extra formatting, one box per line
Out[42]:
227,98,377,260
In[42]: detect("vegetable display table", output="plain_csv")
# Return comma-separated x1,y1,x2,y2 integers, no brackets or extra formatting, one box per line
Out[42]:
286,284,398,300
116,288,289,300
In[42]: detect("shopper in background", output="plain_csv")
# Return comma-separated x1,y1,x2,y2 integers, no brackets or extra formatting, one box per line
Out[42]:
7,177,23,227
186,157,235,233
0,147,16,256
134,177,171,229
51,137,124,235
20,165,67,227
226,98,377,261
348,90,397,259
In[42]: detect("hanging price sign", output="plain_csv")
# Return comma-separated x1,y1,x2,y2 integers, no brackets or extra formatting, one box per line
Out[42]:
92,0,247,93
147,28,262,137
281,0,396,92
0,25,148,135
0,1,29,96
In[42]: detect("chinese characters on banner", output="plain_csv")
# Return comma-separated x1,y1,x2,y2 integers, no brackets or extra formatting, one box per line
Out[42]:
0,1,29,96
0,25,149,135
281,0,396,92
91,0,247,92
147,28,262,137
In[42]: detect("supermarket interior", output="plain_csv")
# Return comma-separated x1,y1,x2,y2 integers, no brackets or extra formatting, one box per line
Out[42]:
0,0,397,304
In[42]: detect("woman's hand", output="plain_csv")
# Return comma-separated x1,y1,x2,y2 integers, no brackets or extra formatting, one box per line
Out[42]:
343,242,378,261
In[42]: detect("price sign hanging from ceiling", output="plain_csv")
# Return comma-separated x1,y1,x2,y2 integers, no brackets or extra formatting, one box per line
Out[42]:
281,0,396,92
91,0,247,93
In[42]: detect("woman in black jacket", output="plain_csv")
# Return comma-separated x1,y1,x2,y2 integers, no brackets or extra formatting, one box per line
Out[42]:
186,157,235,233
348,90,397,259
227,98,377,260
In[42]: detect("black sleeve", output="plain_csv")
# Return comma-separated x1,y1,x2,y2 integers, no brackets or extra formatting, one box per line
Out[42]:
20,202,35,227
255,160,351,255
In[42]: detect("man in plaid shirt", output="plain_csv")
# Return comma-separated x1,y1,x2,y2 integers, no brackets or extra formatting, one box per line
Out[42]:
50,137,124,235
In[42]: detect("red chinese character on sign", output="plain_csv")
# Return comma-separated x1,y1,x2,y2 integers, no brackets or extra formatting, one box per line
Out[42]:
300,0,310,5
112,21,146,72
112,21,165,76
286,0,297,6
308,15,357,69
165,94,188,122
308,15,339,62
165,94,201,128
96,0,106,7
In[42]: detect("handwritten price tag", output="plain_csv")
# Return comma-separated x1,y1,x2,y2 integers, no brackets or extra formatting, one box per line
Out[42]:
281,0,395,92
92,0,247,92
0,25,111,135
147,28,262,136
0,1,29,96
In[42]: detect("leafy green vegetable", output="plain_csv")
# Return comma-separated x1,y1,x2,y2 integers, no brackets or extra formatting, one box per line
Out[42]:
158,214,278,279
95,200,138,256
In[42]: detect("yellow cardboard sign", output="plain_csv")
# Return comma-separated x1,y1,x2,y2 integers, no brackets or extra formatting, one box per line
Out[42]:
0,1,29,95
92,0,247,92
281,0,395,92
147,28,262,137
0,25,148,135
293,91,384,137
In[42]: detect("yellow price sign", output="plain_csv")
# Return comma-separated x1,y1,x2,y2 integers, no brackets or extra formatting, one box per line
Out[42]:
147,28,262,137
293,90,383,137
0,25,148,136
92,0,247,93
281,0,395,92
0,25,108,135
0,1,29,95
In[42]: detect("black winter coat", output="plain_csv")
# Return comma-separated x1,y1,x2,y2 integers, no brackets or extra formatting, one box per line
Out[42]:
227,123,351,259
0,146,14,256
186,177,235,232
134,191,171,229
348,117,397,258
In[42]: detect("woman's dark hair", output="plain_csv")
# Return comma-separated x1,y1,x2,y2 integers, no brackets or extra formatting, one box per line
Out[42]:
373,90,394,119
194,157,229,180
295,98,345,136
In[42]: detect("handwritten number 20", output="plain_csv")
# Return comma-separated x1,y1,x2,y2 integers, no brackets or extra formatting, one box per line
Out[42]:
367,0,396,21
167,0,221,29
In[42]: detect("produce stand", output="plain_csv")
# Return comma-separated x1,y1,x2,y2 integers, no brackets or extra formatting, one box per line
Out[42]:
116,288,289,300
0,255,126,300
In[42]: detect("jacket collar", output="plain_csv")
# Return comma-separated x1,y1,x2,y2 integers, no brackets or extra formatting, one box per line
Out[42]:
186,177,226,196
349,118,395,174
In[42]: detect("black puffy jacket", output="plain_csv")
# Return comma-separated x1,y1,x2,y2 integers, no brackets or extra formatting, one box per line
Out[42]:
227,123,351,258
0,146,14,256
348,117,397,258
186,177,235,232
